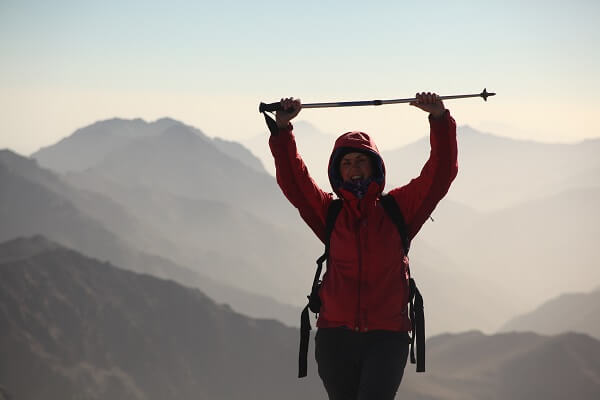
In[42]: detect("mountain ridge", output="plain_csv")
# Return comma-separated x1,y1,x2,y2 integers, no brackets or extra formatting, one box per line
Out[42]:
0,152,304,326
2,238,599,400
499,287,600,339
0,238,324,400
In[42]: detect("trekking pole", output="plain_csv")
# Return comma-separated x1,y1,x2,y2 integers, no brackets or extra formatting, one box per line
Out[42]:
259,88,495,113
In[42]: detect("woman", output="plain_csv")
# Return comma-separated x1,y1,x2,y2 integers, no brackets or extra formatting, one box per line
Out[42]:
269,93,458,400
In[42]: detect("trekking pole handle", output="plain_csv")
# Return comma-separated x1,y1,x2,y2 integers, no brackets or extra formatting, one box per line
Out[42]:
259,102,282,113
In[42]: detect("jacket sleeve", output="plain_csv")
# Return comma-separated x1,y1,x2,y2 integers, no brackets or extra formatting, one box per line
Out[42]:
269,124,333,243
388,110,458,240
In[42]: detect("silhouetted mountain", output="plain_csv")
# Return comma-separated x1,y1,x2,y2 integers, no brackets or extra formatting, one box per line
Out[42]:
0,234,60,263
499,287,600,339
2,238,599,399
0,237,323,400
0,151,303,326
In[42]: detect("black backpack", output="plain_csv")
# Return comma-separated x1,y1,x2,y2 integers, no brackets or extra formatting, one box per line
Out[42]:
298,194,425,378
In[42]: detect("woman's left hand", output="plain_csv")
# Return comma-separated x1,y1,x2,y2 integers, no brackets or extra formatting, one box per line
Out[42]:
409,92,446,118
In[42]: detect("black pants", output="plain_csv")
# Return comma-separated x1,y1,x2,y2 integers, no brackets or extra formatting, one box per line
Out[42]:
315,327,410,400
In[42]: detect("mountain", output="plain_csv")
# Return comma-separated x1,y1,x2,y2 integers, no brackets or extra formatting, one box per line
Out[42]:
24,117,600,336
33,117,292,226
400,330,600,400
0,150,303,326
0,237,323,400
30,119,325,304
0,148,170,253
53,118,300,230
2,238,599,399
499,287,600,339
32,117,195,173
382,126,600,211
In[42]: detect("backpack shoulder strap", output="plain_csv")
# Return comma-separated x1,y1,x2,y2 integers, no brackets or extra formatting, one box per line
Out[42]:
325,199,343,247
299,198,343,378
380,194,411,255
380,193,425,372
312,198,343,295
312,199,343,289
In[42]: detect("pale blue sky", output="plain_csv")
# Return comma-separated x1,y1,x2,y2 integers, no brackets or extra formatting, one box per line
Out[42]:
1,0,599,154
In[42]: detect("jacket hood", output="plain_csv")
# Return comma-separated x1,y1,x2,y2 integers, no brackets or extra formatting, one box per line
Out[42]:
328,131,386,195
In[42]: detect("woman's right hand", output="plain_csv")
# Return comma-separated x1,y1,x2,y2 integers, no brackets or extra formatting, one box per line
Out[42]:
276,97,302,129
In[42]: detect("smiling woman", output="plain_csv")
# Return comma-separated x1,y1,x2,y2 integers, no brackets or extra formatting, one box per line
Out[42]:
268,93,458,399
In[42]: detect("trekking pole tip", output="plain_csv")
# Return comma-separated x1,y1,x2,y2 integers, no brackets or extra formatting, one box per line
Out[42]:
481,88,496,101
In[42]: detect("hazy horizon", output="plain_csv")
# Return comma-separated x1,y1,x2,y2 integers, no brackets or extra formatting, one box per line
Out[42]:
3,114,600,160
1,1,599,155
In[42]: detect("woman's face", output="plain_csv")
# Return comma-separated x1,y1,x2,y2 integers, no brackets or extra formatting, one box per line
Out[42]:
340,152,373,183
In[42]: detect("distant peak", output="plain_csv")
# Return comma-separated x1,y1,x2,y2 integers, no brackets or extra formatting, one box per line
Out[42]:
154,117,181,124
0,149,37,167
0,235,63,264
0,148,24,157
92,117,147,126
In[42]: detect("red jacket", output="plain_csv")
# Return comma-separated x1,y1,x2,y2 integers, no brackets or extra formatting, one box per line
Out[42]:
269,111,458,332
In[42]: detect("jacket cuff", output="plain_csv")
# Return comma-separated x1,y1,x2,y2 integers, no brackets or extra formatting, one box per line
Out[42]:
428,109,450,127
278,122,293,134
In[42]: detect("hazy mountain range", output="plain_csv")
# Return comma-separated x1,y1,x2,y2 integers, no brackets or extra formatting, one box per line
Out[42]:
0,116,596,337
0,149,301,326
500,286,600,339
23,117,492,334
33,118,320,304
1,236,599,400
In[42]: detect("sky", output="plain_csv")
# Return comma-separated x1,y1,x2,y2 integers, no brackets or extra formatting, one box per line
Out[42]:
1,0,599,155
